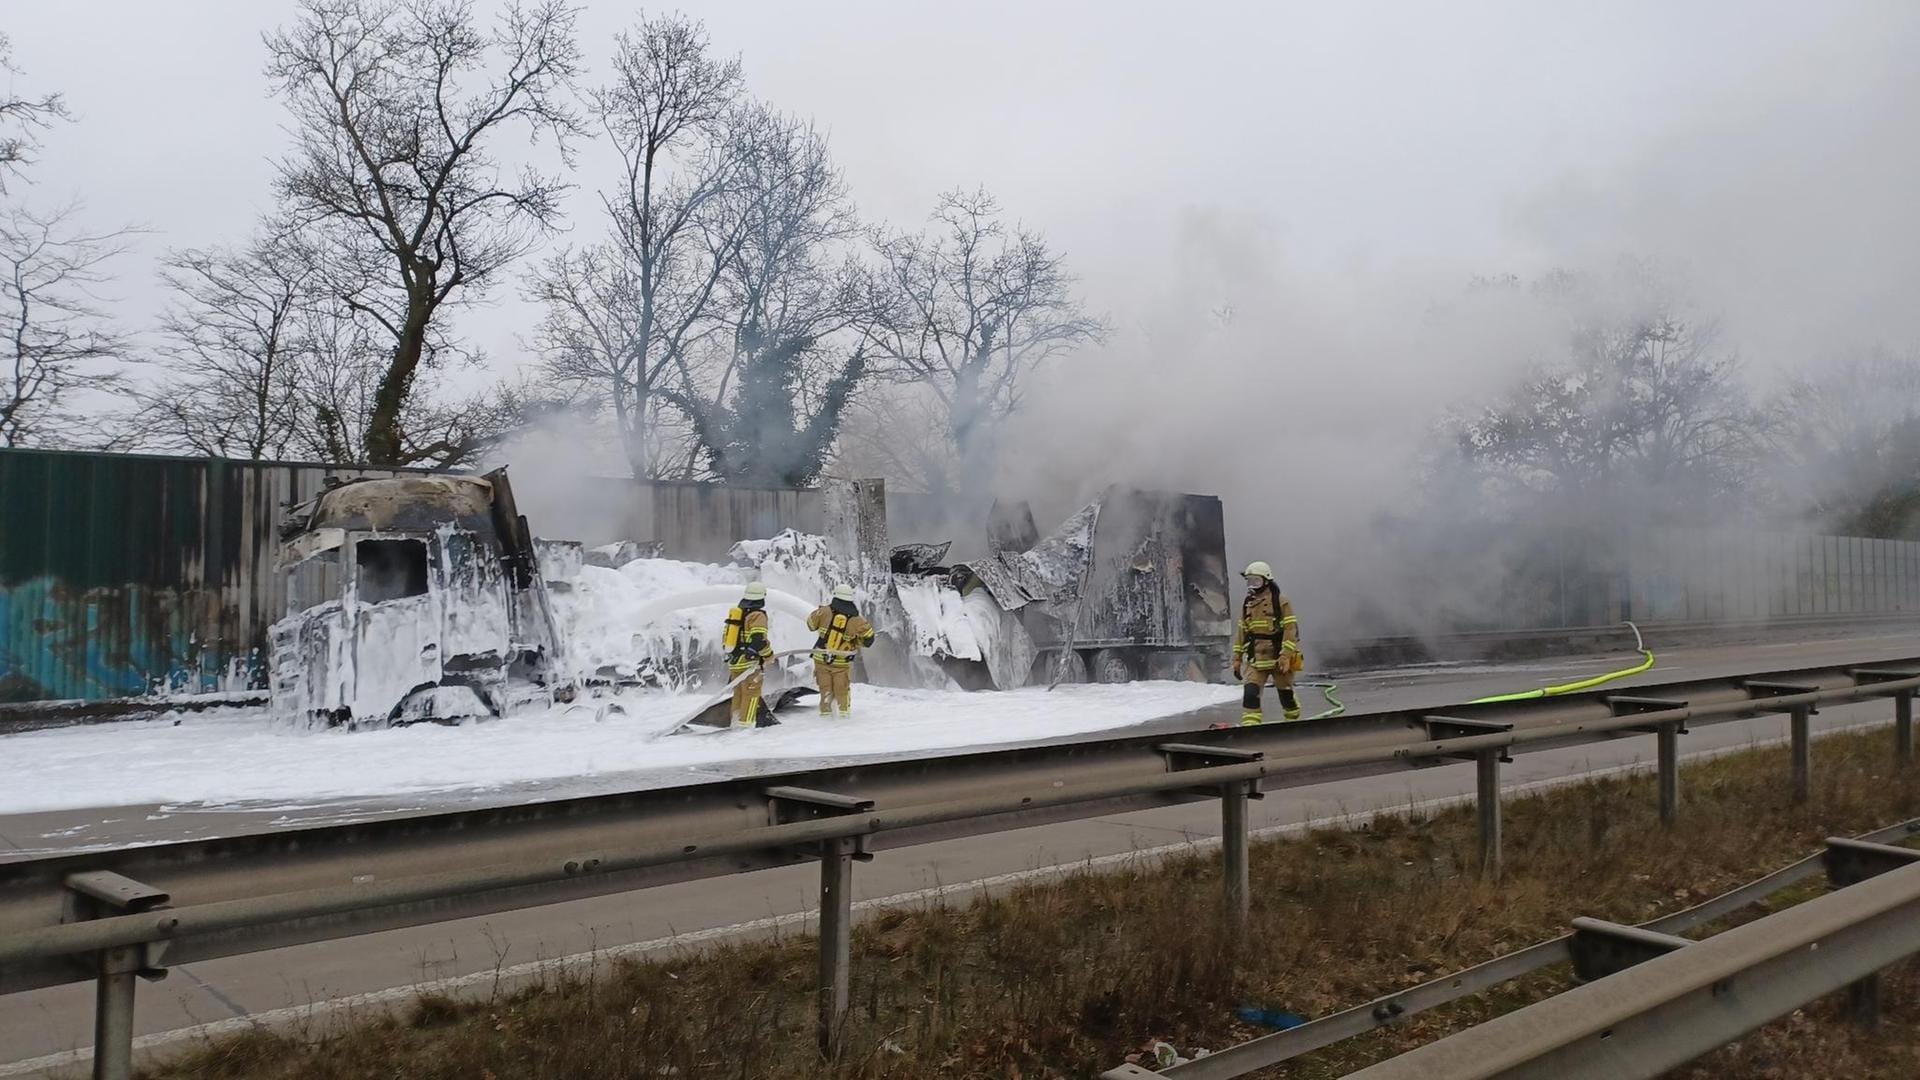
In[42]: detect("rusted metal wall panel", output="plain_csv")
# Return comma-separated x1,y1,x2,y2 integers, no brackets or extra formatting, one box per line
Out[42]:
0,448,417,703
644,481,823,562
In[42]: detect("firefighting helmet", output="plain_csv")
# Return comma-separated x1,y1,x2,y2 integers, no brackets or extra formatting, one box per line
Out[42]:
832,584,856,602
743,582,768,601
1243,561,1273,581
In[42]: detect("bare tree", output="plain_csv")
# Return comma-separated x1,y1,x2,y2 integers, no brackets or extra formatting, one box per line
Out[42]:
1770,347,1920,537
0,203,135,447
529,12,743,478
133,231,313,458
283,297,551,467
0,32,68,191
1452,309,1758,515
288,298,384,463
867,188,1106,498
264,0,583,465
663,108,874,485
830,381,954,492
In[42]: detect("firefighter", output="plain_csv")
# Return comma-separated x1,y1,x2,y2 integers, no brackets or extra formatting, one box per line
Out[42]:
807,584,876,716
1232,561,1302,724
723,582,776,728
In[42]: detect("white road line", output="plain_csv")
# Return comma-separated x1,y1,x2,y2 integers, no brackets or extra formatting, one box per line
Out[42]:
0,715,1893,1079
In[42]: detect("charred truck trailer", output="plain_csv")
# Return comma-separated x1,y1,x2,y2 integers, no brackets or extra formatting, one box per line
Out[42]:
891,487,1234,689
269,471,571,727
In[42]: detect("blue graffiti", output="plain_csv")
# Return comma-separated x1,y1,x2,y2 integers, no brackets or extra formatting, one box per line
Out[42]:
0,576,251,703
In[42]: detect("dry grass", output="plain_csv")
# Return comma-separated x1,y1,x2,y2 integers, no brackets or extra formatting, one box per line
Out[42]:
143,727,1920,1079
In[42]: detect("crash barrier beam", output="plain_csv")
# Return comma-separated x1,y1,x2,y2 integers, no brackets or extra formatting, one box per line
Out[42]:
1099,819,1920,1079
5,663,1920,1074
1336,848,1920,1079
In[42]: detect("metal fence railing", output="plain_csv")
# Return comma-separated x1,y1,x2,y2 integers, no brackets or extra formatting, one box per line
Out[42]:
1340,839,1920,1079
2,656,1918,1079
1101,820,1920,1079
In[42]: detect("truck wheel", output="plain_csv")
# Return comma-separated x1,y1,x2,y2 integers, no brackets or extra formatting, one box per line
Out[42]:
1090,649,1135,684
1033,649,1088,686
1145,650,1204,682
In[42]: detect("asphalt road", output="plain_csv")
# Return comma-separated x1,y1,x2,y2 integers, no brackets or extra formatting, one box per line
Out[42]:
2,630,1916,1075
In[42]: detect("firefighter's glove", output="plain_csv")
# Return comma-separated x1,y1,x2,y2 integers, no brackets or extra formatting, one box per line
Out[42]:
1231,661,1242,680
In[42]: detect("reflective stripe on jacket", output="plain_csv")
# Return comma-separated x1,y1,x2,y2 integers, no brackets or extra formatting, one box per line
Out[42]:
1232,584,1298,664
807,604,875,665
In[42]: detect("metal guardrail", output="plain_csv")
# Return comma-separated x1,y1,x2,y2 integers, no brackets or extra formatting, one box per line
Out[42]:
1098,818,1920,1079
2,654,1919,1079
1339,839,1920,1079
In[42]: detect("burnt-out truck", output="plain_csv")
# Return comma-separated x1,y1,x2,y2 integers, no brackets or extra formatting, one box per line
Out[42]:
890,487,1234,688
269,469,571,726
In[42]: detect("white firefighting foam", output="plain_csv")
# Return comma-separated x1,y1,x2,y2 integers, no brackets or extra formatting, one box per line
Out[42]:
0,680,1238,814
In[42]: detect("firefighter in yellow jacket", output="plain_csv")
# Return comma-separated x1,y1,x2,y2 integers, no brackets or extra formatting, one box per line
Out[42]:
807,584,876,716
723,582,776,728
1232,561,1302,724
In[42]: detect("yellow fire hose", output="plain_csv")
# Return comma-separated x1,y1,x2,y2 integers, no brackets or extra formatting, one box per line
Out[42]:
1300,680,1345,720
1467,622,1656,705
1270,622,1651,726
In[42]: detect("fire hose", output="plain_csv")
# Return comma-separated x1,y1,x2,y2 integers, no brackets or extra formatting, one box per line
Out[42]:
1466,621,1655,704
1266,621,1652,726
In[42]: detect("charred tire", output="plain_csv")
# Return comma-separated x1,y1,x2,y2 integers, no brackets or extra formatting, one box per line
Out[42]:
1033,649,1088,686
1145,650,1205,682
387,678,499,725
1090,648,1136,684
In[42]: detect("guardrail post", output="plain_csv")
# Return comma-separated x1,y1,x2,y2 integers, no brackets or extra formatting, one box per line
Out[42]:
1221,782,1250,930
1898,691,1914,765
1607,698,1690,828
1657,723,1680,826
62,872,170,1080
1821,835,1920,1031
1476,749,1502,877
817,835,854,1057
1847,972,1882,1028
1155,743,1265,933
763,787,873,1060
92,946,139,1080
1790,705,1812,804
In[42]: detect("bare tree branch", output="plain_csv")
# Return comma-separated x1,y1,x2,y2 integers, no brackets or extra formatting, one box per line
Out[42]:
0,33,70,192
265,0,583,464
527,11,744,478
127,229,315,458
865,187,1106,498
1448,280,1760,518
1769,346,1920,537
0,202,138,447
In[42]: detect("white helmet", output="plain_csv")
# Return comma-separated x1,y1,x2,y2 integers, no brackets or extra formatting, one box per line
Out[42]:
832,584,856,602
743,581,768,601
1243,560,1273,581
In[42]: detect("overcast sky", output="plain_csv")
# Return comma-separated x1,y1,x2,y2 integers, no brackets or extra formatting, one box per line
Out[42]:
9,0,1917,391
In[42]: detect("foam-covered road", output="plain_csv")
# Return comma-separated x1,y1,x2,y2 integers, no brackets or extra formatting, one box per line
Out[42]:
2,630,1916,1074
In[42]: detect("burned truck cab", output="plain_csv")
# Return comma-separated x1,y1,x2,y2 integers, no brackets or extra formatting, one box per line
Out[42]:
269,470,567,727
